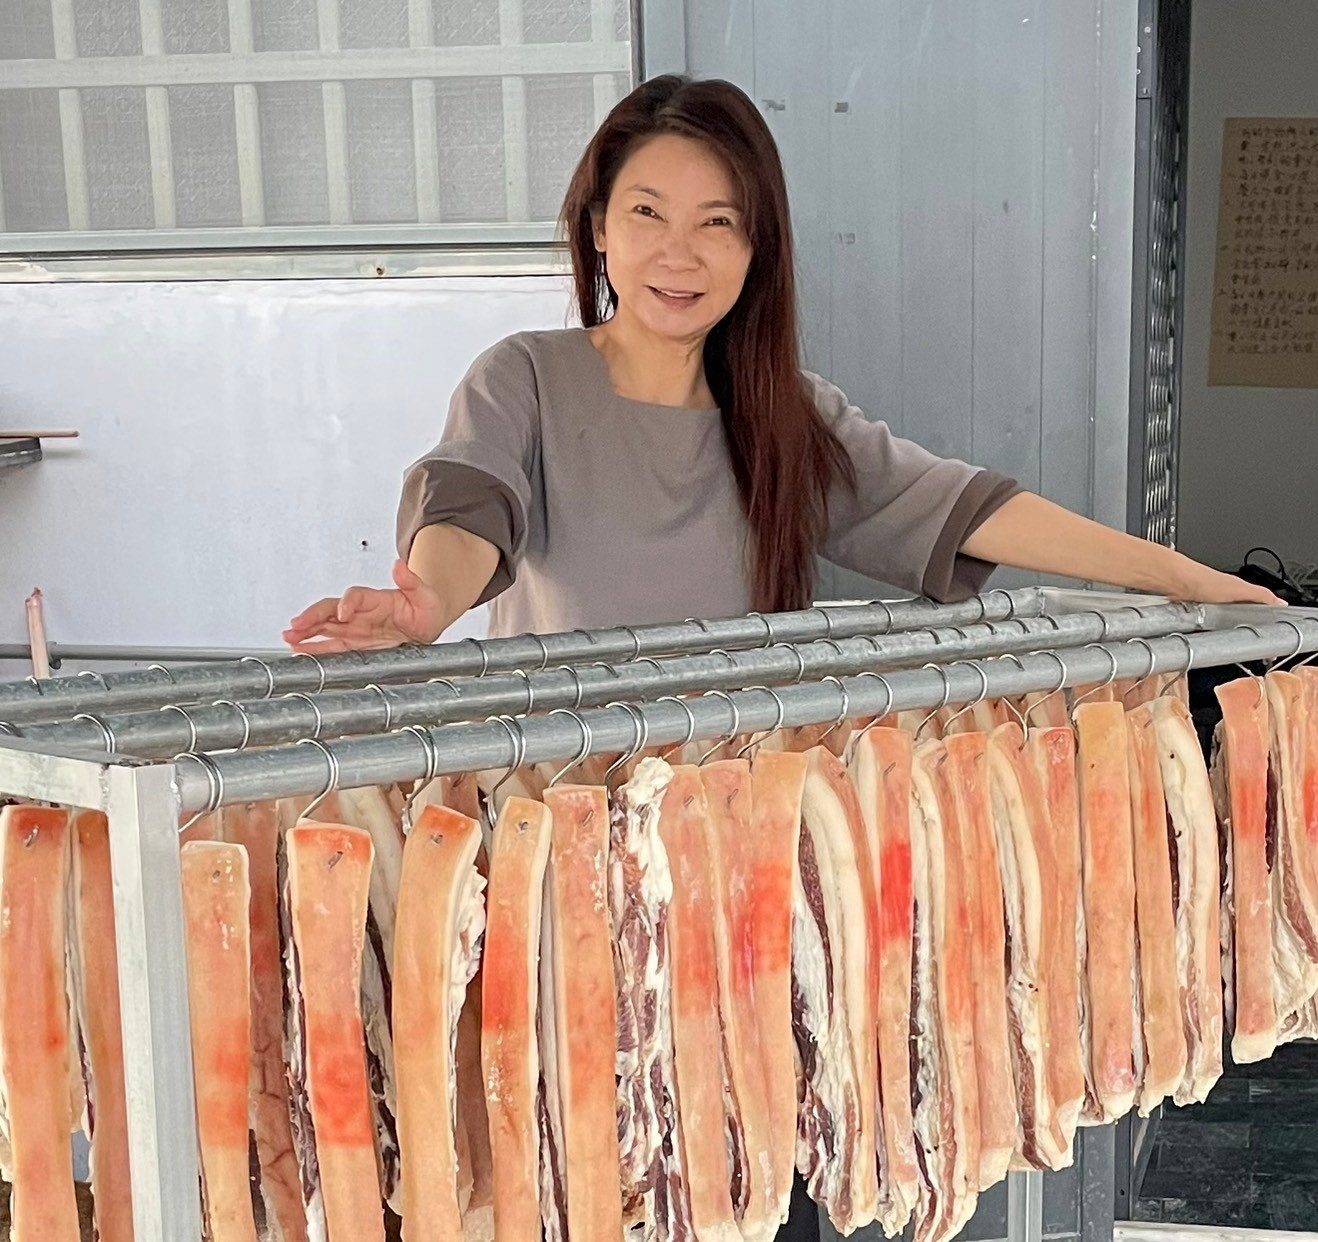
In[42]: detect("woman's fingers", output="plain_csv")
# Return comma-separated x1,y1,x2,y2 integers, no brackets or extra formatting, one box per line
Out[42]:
285,597,343,636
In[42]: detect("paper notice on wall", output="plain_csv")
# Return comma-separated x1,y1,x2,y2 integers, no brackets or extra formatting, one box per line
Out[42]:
1209,117,1318,388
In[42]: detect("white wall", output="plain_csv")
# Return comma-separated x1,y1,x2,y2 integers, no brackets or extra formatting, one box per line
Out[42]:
0,275,572,676
1178,0,1318,572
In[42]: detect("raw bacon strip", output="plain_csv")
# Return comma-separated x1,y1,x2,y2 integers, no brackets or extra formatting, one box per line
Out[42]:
748,750,806,1231
908,742,978,1242
541,785,626,1242
393,803,485,1242
221,802,308,1242
1072,702,1138,1125
658,767,739,1242
0,805,80,1241
609,759,678,1238
1022,693,1069,730
68,810,135,1242
1146,696,1224,1104
1124,708,1190,1114
797,747,881,1233
281,823,384,1242
1263,672,1318,1022
984,725,1064,1172
1211,678,1276,1062
702,759,779,1240
181,842,259,1242
945,733,1016,1190
849,729,919,1237
482,796,553,1242
1026,728,1086,1152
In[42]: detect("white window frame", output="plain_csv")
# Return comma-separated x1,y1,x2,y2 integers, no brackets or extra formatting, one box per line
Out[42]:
0,0,687,282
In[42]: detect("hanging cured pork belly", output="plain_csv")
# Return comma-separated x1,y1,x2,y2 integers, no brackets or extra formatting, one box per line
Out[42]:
655,767,735,1242
221,801,308,1242
848,729,919,1238
1146,697,1223,1105
1262,672,1318,1026
1123,708,1189,1115
481,796,552,1242
702,759,779,1240
908,741,979,1242
180,841,259,1242
607,759,681,1239
392,803,486,1242
944,732,1016,1189
1025,727,1086,1153
748,750,807,1232
281,822,385,1242
539,784,626,1242
796,746,881,1234
984,724,1065,1172
0,805,81,1242
1211,678,1277,1062
68,810,135,1242
1072,702,1138,1125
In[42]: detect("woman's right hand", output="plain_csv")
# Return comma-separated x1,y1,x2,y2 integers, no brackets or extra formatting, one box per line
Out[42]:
283,559,449,653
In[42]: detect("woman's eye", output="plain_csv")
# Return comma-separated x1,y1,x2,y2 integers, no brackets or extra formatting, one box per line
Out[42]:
633,204,660,219
707,216,733,227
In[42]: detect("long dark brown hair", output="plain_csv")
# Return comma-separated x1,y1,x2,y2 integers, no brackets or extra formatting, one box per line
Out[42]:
560,74,855,613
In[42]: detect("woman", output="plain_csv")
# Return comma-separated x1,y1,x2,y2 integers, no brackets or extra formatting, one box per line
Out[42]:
286,74,1275,656
285,74,1277,1241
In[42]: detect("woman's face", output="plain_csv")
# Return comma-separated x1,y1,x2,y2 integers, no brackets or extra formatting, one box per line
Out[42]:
594,133,753,345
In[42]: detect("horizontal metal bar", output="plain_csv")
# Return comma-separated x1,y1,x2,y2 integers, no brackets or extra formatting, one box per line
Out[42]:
0,243,570,283
2,222,558,259
167,617,1318,810
0,42,632,90
0,437,42,469
0,734,116,808
0,642,288,665
0,590,1044,725
15,604,1205,759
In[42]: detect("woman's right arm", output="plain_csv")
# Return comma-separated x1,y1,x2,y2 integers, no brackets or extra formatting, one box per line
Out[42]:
282,523,501,652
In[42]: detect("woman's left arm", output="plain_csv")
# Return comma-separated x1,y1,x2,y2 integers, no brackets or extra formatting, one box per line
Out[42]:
959,491,1283,606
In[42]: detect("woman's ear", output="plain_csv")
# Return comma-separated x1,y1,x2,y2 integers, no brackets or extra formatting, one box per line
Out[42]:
590,204,606,254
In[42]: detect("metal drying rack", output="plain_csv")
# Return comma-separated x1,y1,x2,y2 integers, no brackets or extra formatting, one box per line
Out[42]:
2,585,1315,1242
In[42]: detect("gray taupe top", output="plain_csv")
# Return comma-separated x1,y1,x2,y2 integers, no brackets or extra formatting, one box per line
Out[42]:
396,328,1020,638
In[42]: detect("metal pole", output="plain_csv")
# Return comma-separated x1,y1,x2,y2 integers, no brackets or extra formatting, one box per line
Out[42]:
105,762,202,1242
0,590,1044,725
166,618,1318,811
14,604,1205,759
0,641,288,665
1006,1170,1044,1242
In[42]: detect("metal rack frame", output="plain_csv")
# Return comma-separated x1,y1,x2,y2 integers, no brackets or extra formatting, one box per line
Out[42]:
2,595,1314,1242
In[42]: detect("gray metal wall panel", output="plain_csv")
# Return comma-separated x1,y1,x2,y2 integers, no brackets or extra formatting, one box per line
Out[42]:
673,0,1138,601
972,0,1044,493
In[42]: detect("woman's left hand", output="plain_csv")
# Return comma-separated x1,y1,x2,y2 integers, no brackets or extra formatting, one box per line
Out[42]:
1167,560,1285,607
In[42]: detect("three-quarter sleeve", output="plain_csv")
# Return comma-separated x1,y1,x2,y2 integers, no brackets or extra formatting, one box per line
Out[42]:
808,371,1024,602
396,335,540,605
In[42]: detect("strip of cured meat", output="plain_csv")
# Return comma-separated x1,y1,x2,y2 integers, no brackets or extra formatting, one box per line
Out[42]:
1263,672,1318,1023
746,750,806,1231
281,822,385,1242
702,759,779,1239
540,784,625,1242
219,802,307,1242
796,746,881,1234
393,803,486,1242
180,841,259,1242
656,766,738,1242
67,810,135,1242
609,759,682,1239
1072,702,1138,1125
481,796,553,1242
908,741,979,1242
984,724,1064,1172
1124,708,1190,1115
1142,695,1223,1105
944,732,1016,1189
849,729,919,1237
0,805,80,1241
1025,727,1087,1151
